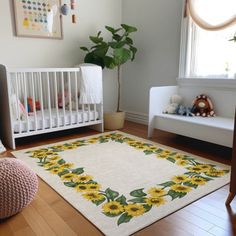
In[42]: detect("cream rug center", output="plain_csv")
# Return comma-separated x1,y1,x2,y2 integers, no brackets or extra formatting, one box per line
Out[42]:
63,142,185,194
12,132,230,236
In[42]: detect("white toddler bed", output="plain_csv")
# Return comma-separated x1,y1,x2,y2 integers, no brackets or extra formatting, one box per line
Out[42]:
0,64,104,149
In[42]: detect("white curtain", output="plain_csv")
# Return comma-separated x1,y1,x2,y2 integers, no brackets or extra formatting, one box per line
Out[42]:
186,0,236,31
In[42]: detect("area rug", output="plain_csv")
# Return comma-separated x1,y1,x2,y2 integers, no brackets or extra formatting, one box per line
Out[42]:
12,131,230,236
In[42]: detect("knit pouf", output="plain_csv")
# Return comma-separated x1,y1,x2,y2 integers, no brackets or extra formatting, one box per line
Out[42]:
0,158,38,219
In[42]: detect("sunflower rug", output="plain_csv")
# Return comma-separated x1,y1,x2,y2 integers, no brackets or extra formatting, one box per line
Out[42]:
12,131,230,236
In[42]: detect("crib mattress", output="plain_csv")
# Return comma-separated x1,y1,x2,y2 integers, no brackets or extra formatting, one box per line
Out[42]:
13,109,99,133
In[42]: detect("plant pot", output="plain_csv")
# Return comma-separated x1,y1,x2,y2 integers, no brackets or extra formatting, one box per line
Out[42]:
104,111,125,130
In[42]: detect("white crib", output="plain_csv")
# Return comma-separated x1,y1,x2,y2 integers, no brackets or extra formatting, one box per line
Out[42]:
0,64,104,149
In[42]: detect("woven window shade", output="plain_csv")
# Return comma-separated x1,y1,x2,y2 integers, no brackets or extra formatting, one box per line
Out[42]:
186,0,236,31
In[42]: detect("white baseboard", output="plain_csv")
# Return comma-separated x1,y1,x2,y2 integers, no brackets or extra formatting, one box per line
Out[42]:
125,110,148,125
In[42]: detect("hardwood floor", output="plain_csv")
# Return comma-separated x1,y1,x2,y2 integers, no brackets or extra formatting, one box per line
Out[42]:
0,121,235,236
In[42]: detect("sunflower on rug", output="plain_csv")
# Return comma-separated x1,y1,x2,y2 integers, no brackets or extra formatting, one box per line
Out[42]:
12,132,230,236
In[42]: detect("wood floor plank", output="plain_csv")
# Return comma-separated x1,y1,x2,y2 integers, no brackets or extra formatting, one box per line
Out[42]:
165,214,215,236
21,204,56,236
171,209,214,231
13,227,36,236
32,195,77,236
183,204,231,232
0,222,15,236
208,226,232,236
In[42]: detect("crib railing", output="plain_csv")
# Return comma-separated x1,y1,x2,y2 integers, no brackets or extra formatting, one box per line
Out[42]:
7,67,103,136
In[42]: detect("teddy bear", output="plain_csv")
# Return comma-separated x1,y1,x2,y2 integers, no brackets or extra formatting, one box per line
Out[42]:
191,94,215,117
163,94,183,114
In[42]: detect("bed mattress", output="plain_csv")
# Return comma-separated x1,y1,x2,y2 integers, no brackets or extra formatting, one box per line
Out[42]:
13,109,99,133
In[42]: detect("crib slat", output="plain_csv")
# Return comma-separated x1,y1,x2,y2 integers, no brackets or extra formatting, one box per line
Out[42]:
82,104,85,123
47,72,52,129
88,104,91,122
94,104,97,121
31,72,38,131
54,72,59,127
61,72,66,126
23,72,29,133
68,72,72,125
74,71,79,124
15,72,22,133
39,72,45,130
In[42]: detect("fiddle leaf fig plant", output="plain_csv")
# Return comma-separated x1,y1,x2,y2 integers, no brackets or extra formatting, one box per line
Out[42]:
80,24,137,112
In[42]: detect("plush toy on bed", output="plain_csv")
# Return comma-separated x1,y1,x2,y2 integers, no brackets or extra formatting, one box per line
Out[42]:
176,105,194,116
191,94,215,117
163,94,183,114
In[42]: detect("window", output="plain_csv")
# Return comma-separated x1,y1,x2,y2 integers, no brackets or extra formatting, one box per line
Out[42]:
182,0,236,79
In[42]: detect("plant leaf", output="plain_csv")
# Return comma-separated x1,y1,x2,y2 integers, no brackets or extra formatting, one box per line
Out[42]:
105,188,119,201
126,37,133,45
121,24,137,33
130,46,137,60
105,25,122,34
130,188,147,197
104,56,116,69
117,213,133,226
113,48,132,65
80,46,89,52
89,36,103,44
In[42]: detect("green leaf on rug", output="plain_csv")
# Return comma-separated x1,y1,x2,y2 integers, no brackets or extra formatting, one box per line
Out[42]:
159,181,175,188
115,139,124,143
143,150,154,155
143,204,152,212
167,157,175,163
130,188,147,197
117,213,133,225
116,195,128,205
183,182,198,189
64,182,78,187
195,175,213,181
184,172,199,177
168,190,187,200
169,152,177,156
103,211,122,217
58,169,70,177
128,197,146,203
51,149,64,152
72,168,84,175
99,138,109,143
93,198,106,206
58,159,66,165
105,188,119,201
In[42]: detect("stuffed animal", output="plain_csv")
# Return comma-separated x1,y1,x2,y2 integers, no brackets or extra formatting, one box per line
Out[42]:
176,105,194,116
191,94,215,117
163,94,183,114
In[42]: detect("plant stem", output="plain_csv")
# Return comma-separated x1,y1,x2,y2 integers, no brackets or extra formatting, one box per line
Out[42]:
117,65,121,112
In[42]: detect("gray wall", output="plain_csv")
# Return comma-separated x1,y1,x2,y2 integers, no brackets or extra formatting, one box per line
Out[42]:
0,0,122,111
122,0,183,120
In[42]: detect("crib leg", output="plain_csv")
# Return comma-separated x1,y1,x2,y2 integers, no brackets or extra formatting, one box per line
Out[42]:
90,123,104,133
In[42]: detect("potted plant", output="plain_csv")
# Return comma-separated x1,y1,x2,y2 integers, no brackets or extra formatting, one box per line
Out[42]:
80,24,137,129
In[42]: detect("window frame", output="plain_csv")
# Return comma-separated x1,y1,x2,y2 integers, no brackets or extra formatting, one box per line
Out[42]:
178,4,236,82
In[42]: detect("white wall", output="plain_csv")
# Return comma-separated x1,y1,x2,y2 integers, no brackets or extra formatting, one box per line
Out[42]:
122,0,183,123
0,0,122,111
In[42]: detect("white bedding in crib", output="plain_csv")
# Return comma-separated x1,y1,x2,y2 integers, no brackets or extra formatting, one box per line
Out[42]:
13,109,99,133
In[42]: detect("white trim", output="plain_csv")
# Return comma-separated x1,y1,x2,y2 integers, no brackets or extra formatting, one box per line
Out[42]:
177,77,236,90
125,110,148,125
178,0,189,78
